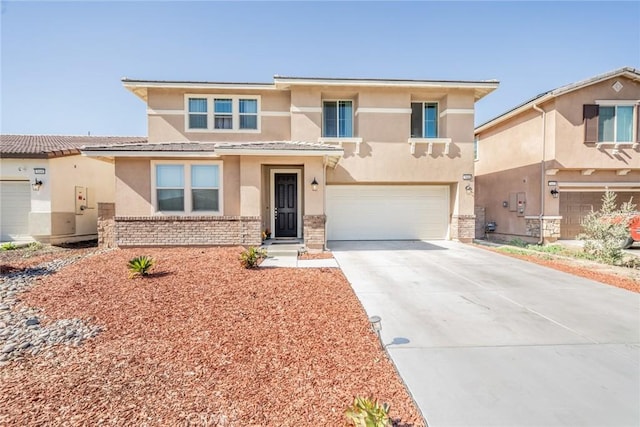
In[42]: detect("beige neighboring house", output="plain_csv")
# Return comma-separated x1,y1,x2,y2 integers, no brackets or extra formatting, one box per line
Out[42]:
474,67,640,243
0,135,147,243
82,75,498,249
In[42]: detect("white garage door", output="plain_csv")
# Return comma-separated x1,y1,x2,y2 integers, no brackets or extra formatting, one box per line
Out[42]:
326,185,449,240
1,181,31,241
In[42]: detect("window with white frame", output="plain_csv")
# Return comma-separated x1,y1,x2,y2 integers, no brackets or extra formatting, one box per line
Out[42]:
188,98,208,129
411,102,439,138
185,95,260,132
598,105,633,143
323,100,353,137
154,162,221,214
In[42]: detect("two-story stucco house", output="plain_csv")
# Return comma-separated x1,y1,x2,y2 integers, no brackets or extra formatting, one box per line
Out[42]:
83,75,498,249
474,67,640,242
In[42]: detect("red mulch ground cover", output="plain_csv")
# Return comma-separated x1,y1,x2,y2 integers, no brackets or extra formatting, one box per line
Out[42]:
1,247,424,426
477,245,640,293
298,252,335,260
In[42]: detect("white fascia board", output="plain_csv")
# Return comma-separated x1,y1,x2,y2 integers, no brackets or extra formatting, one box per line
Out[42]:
123,81,277,91
558,181,640,188
275,78,498,91
213,149,343,156
82,151,219,158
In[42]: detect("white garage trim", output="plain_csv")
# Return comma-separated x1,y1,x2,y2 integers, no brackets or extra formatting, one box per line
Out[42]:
1,180,32,242
326,185,449,240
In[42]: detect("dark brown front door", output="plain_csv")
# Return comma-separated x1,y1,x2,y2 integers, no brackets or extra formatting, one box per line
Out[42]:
275,173,297,238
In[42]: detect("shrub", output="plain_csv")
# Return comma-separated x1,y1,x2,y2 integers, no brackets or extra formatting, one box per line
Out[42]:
508,238,528,248
578,191,636,265
26,242,43,251
1,242,17,251
239,247,266,269
128,255,155,278
345,396,391,427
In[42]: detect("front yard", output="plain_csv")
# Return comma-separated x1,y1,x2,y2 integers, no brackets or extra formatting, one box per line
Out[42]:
0,246,423,426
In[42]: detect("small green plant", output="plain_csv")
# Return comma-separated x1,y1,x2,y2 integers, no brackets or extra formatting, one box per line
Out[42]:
128,255,155,278
239,247,266,269
508,238,528,248
26,241,43,251
345,396,391,427
525,244,564,255
1,242,17,251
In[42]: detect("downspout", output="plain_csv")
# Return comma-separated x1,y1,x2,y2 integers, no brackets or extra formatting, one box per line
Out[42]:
532,103,546,245
323,156,328,251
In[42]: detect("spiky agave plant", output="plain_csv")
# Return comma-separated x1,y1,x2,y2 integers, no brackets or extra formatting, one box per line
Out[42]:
345,396,391,427
128,255,155,278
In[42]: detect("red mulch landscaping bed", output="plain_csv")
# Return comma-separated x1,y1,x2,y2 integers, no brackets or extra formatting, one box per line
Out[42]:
1,247,424,426
298,252,335,260
476,245,640,293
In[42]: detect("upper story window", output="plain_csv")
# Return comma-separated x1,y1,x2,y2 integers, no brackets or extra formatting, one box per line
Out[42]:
323,100,353,137
474,137,479,161
584,103,638,144
154,161,221,214
599,105,633,143
188,98,208,129
185,95,260,133
411,102,439,138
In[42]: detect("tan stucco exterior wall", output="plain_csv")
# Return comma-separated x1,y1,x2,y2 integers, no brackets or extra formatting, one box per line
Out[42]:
1,156,115,241
115,158,152,216
147,88,292,143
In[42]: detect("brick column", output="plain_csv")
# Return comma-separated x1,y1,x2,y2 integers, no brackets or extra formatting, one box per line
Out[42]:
97,202,116,249
474,207,486,239
303,215,326,251
451,214,475,243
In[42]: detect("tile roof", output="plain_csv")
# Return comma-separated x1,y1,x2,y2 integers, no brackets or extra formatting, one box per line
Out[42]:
81,141,343,153
0,135,148,158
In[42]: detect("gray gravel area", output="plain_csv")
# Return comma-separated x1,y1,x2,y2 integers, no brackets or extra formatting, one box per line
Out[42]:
0,254,103,365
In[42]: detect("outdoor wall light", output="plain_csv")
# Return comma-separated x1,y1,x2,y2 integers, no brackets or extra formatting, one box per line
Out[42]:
32,178,43,191
311,177,319,191
465,184,473,194
550,188,559,198
369,315,383,348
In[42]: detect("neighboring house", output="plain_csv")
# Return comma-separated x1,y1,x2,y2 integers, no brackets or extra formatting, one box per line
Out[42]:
0,135,147,243
82,75,498,249
474,67,640,242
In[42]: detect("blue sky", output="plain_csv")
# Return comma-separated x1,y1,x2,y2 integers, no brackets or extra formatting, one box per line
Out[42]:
1,1,638,136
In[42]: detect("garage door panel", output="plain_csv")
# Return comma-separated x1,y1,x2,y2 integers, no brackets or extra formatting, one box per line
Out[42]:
1,181,31,241
559,191,640,239
326,185,449,240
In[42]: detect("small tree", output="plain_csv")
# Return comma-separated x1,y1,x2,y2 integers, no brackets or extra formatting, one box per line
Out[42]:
578,191,636,265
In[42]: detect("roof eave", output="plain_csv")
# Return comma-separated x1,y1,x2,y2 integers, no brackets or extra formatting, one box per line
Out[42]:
476,67,640,134
82,150,219,158
274,76,499,92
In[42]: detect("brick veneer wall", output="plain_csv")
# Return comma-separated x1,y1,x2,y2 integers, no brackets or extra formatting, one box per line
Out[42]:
97,203,116,249
114,216,262,247
303,215,326,251
525,216,561,243
451,214,476,243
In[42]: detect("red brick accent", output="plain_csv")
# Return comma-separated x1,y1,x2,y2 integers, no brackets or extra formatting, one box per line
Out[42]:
303,215,326,251
114,216,262,247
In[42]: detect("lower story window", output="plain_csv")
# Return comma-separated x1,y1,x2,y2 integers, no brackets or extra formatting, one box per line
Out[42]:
154,162,221,214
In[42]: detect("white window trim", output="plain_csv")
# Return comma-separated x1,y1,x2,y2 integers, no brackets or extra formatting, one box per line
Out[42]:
269,169,302,239
474,137,479,161
151,160,224,216
322,99,354,138
596,104,637,145
411,101,440,139
184,94,261,133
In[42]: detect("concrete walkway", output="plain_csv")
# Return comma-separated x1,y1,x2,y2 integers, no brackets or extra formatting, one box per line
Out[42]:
330,240,640,427
259,243,338,268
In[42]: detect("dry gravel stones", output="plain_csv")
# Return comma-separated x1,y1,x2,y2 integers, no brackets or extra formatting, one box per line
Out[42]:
0,255,102,364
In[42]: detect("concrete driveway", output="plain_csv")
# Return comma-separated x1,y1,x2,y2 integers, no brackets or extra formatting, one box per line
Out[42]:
329,240,640,427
